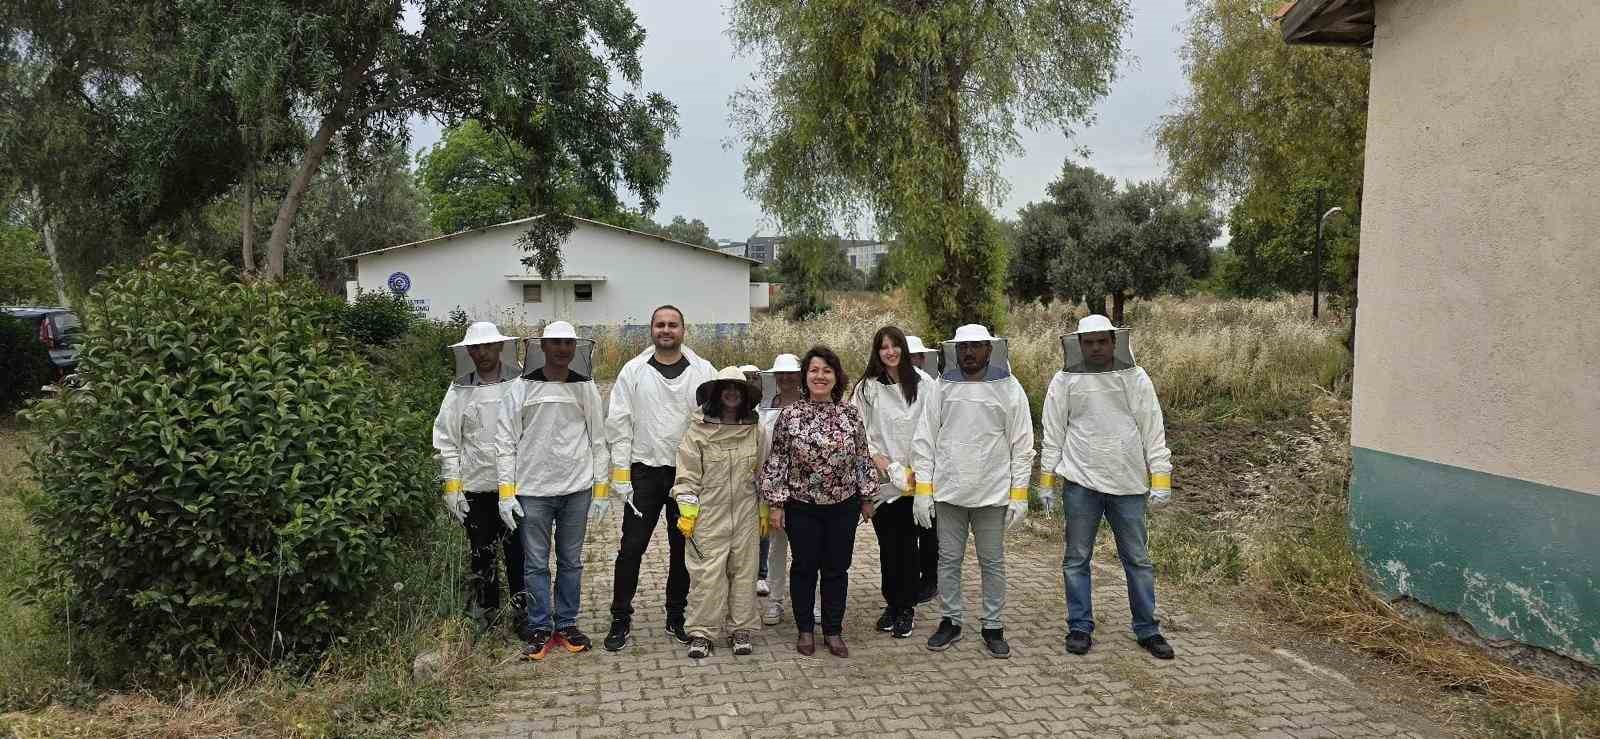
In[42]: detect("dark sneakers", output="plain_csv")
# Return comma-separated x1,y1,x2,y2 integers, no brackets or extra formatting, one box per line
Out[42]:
981,628,1011,659
666,618,691,645
927,618,962,651
1064,630,1092,655
602,618,631,652
686,636,713,659
876,606,896,632
891,608,915,639
1138,634,1176,660
555,626,592,653
521,630,553,661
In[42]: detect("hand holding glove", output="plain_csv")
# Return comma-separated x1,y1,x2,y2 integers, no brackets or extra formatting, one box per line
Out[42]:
440,481,469,525
1149,473,1172,508
588,482,612,521
1005,499,1028,530
887,462,913,494
1032,472,1058,515
676,495,700,538
612,469,640,517
498,490,523,532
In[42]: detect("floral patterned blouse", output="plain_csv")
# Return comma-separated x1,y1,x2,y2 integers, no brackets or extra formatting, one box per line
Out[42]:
759,399,878,506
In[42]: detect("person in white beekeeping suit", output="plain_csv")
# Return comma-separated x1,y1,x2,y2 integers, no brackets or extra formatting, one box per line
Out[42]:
603,305,718,651
432,321,524,625
912,324,1034,658
672,366,765,659
851,326,936,640
901,335,942,605
494,320,609,661
756,353,804,626
1036,314,1175,660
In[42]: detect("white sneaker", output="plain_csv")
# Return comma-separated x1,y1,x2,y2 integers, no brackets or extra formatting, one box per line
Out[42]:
763,601,785,625
756,579,770,597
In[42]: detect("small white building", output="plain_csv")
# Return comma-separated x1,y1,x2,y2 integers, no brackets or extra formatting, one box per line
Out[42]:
343,216,757,334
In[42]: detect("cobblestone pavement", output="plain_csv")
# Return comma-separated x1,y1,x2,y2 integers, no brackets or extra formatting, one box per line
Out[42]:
448,514,1445,739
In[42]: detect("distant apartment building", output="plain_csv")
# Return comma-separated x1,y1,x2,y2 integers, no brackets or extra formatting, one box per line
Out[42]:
744,235,786,265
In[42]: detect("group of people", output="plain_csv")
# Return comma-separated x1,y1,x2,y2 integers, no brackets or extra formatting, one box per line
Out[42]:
431,304,1176,663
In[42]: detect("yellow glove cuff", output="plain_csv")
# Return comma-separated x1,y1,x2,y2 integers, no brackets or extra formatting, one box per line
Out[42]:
593,482,609,499
1150,473,1171,491
611,468,631,484
441,479,464,495
1038,472,1056,488
498,483,517,500
1009,487,1029,502
914,481,934,496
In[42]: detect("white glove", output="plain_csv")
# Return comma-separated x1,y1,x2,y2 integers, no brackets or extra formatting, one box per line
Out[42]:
912,495,936,529
1005,500,1027,530
1149,488,1171,507
616,482,641,517
498,497,523,531
887,462,913,493
589,495,612,521
442,491,469,525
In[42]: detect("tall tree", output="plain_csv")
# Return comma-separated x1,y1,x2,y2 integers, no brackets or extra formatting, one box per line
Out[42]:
664,216,716,247
1007,161,1117,305
415,120,528,235
730,0,1130,337
1155,0,1367,299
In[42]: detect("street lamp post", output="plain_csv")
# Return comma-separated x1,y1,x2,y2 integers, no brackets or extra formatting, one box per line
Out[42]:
1315,205,1345,319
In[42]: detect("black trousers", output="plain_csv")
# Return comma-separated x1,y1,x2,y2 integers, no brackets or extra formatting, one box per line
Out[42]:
919,517,939,591
609,463,690,623
465,491,526,612
786,497,860,636
871,496,921,610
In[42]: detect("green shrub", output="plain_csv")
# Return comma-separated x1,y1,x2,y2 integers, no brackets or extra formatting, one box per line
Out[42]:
340,289,416,346
0,316,56,415
22,248,435,679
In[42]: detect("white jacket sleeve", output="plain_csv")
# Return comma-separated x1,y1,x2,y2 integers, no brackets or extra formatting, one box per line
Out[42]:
1038,374,1067,485
851,383,887,458
605,366,635,482
432,384,463,485
1130,369,1172,486
584,381,609,488
493,380,525,492
911,382,941,494
1006,378,1036,496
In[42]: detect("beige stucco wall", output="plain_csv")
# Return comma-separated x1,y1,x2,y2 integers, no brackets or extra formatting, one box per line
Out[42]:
1351,0,1600,495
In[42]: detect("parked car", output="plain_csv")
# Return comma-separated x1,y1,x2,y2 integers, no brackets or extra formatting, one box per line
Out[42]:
1,306,82,379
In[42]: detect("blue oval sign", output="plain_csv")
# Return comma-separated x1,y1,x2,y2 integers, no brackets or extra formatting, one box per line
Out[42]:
387,271,412,294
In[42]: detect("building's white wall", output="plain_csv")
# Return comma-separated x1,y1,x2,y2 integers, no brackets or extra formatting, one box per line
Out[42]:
352,221,752,329
749,282,771,310
1351,0,1600,494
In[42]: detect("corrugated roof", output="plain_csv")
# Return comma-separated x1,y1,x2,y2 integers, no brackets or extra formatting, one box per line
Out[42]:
341,214,760,265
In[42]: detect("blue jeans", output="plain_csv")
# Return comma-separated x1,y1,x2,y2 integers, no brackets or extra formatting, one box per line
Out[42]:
519,490,592,632
1062,483,1160,640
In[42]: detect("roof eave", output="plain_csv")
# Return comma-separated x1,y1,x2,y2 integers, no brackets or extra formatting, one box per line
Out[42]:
1278,0,1375,47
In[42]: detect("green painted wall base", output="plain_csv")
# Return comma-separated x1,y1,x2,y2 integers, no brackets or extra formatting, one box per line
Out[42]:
1351,447,1599,666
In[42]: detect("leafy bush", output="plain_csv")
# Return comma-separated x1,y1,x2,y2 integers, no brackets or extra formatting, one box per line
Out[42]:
0,316,56,415
340,288,416,346
23,248,435,678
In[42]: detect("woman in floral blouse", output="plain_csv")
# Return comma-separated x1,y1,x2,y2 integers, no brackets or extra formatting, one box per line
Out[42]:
760,346,878,657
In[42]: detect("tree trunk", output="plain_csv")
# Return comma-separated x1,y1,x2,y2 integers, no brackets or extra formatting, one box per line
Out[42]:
241,160,256,274
263,113,341,279
1111,291,1127,325
34,185,69,307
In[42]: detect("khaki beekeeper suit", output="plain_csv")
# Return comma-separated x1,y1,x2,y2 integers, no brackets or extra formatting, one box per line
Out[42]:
673,412,763,640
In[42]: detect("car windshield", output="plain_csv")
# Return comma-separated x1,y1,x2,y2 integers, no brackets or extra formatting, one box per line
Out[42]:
53,313,82,333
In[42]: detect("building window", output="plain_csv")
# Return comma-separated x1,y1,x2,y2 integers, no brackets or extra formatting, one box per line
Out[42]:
523,284,542,303
575,283,593,302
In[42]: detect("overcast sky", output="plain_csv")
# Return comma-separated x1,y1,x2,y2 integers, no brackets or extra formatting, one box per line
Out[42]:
410,0,1195,242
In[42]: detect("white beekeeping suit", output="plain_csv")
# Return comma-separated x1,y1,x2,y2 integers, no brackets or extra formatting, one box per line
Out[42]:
605,345,717,497
912,324,1035,529
432,322,521,523
1037,314,1172,505
495,321,610,519
852,360,937,507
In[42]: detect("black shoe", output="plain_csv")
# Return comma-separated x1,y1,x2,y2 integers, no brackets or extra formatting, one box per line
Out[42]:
666,618,691,645
556,626,592,653
876,606,895,632
892,608,915,639
916,582,938,605
926,618,962,651
981,628,1011,659
1138,634,1175,660
521,630,553,661
1064,630,1092,655
602,618,631,652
